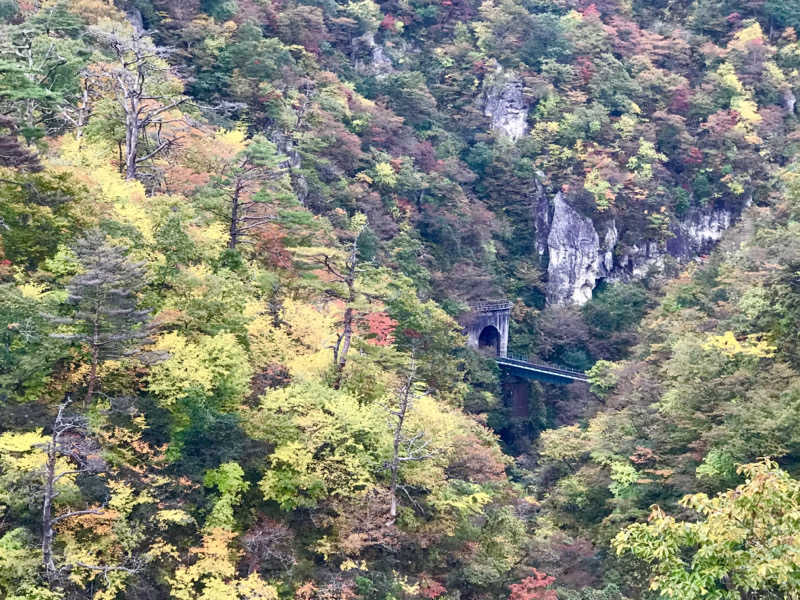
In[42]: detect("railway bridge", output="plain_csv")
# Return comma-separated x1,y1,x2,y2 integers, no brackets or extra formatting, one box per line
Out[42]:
466,301,589,385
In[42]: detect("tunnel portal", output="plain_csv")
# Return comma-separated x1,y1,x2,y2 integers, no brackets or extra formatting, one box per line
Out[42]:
465,301,511,358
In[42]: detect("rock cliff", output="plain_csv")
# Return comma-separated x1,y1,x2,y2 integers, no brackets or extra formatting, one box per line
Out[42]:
483,68,529,141
539,191,738,305
545,194,600,305
353,32,394,78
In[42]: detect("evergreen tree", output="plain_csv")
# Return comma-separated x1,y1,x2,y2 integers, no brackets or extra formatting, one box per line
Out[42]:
764,0,800,32
51,230,152,404
0,2,89,141
201,135,291,249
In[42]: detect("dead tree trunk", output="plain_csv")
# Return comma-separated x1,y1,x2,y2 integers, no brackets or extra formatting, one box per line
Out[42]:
41,399,105,582
228,180,243,249
89,28,187,181
124,97,140,180
86,312,100,406
41,406,60,582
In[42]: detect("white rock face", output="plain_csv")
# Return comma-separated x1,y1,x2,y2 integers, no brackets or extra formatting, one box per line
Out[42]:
785,89,797,115
534,178,551,258
666,205,732,258
610,241,666,282
540,194,738,305
353,32,393,78
127,8,145,33
483,69,529,141
546,194,601,305
599,220,617,274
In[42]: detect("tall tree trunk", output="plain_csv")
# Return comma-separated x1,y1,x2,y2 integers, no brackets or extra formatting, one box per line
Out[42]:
41,404,65,582
39,400,108,583
75,83,90,143
333,305,353,389
86,313,100,406
389,432,400,523
228,182,241,249
42,440,56,581
86,346,98,406
388,365,414,525
332,238,359,389
125,117,139,180
124,95,139,180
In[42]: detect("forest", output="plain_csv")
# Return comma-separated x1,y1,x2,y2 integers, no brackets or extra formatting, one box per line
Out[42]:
1,0,799,598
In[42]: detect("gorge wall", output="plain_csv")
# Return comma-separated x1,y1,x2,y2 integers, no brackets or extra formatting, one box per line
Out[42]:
484,73,740,306
538,191,736,305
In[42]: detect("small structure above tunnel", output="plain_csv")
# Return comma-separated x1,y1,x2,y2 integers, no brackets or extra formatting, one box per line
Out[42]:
466,300,511,358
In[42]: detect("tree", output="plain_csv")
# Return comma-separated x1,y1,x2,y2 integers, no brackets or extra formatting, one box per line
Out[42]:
331,215,368,386
0,2,89,141
0,170,87,270
0,412,135,592
170,528,278,600
387,357,435,524
201,135,292,249
384,284,466,401
0,283,66,404
764,0,800,33
508,570,558,600
613,459,800,599
0,115,41,171
248,381,389,510
41,398,106,582
51,230,152,405
89,24,187,180
241,519,296,575
203,461,250,531
147,330,252,447
301,213,373,388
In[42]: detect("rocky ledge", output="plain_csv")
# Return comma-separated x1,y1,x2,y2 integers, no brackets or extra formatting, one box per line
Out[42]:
541,192,738,305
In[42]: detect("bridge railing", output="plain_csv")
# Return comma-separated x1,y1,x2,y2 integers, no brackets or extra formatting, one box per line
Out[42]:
469,300,513,312
500,353,590,379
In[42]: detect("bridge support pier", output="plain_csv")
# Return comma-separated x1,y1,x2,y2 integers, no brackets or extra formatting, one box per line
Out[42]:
504,377,531,418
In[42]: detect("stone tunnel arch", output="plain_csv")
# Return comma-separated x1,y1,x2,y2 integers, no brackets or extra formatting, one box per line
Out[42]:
478,325,501,356
465,300,511,358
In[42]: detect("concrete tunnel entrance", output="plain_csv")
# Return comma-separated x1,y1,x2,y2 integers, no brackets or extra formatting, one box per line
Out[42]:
465,300,511,358
478,325,501,356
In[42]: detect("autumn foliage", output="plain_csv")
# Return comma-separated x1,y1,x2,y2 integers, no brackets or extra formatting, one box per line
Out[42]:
508,571,557,600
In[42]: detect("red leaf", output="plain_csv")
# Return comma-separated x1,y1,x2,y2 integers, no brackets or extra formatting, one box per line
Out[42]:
508,570,558,600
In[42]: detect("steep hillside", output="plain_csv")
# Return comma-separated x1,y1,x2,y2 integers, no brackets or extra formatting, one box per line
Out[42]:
128,0,799,308
528,163,800,594
1,1,800,599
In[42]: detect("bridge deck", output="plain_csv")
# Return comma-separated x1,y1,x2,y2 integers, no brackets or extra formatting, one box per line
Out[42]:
496,356,590,384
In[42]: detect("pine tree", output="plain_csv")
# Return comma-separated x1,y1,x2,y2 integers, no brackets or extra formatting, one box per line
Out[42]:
201,136,290,249
0,3,89,141
51,230,152,404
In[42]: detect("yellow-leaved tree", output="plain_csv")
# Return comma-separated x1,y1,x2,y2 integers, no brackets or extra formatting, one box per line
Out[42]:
246,298,338,379
614,459,800,599
147,331,252,447
170,529,278,600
